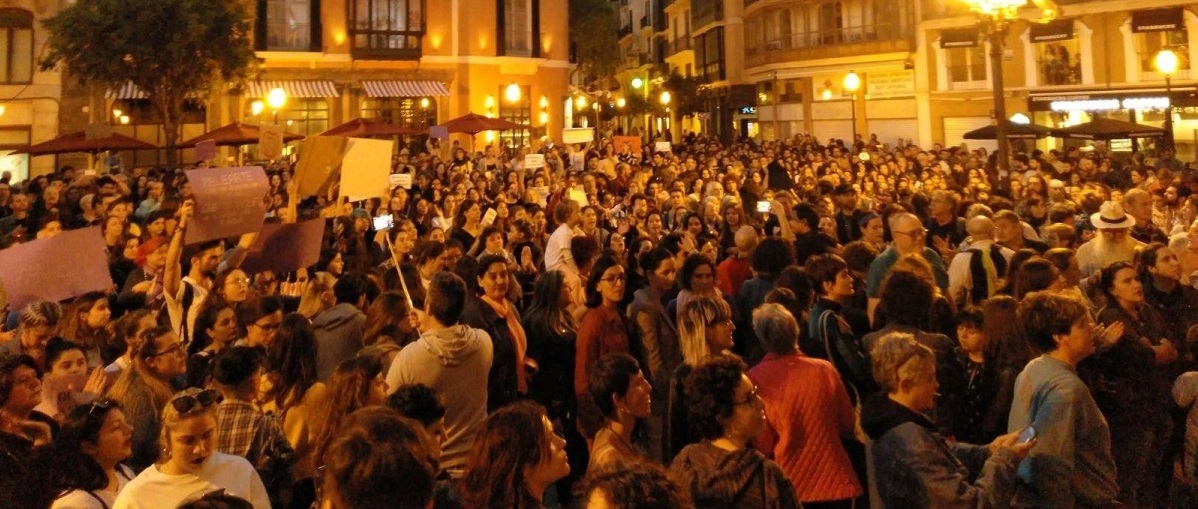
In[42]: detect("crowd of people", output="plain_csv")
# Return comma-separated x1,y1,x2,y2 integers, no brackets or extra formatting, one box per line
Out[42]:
0,128,1196,509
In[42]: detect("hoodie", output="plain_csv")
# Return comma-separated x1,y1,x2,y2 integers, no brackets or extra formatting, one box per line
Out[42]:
862,393,1016,509
386,325,493,474
667,441,799,509
313,303,366,381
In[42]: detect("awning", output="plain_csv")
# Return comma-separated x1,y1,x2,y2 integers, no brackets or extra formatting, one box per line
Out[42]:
361,80,449,98
106,82,147,100
245,80,339,99
940,28,979,48
1030,19,1075,43
1132,8,1184,33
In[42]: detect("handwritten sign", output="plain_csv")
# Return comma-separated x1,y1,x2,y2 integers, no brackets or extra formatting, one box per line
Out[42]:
530,186,550,207
655,141,672,152
259,124,285,160
241,219,327,274
294,136,347,197
390,173,413,190
563,128,594,144
184,166,269,245
340,138,394,200
524,153,545,169
613,136,642,157
0,227,112,309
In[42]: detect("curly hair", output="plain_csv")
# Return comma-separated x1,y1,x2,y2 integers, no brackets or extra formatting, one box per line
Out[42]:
683,354,749,441
461,401,555,509
322,407,437,509
312,354,386,471
576,461,693,509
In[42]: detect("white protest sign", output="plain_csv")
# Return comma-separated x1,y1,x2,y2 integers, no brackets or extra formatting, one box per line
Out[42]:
562,128,594,144
524,153,545,169
655,141,672,152
390,173,413,190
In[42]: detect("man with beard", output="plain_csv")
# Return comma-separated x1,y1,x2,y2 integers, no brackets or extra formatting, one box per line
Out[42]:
1075,201,1145,277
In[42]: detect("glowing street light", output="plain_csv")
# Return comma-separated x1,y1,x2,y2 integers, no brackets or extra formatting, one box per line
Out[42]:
504,83,522,104
631,77,644,89
963,0,1030,177
616,97,626,109
266,88,287,124
659,91,671,105
250,101,264,116
1155,49,1179,150
843,71,861,144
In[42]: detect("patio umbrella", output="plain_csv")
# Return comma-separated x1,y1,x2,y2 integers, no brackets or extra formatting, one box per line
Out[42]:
963,120,1052,140
1050,117,1165,141
437,113,528,135
179,122,305,147
318,118,422,138
23,131,159,156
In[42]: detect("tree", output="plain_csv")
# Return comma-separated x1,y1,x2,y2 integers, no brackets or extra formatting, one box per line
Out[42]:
664,72,704,118
569,0,620,84
41,0,257,169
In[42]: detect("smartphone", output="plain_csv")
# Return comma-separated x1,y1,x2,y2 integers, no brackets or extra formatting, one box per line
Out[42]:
1017,426,1036,445
373,214,394,231
756,200,771,213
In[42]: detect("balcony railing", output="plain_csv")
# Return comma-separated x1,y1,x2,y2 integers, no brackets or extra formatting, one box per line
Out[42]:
745,23,912,68
692,0,723,28
670,37,693,55
502,30,543,57
640,14,650,29
349,24,425,60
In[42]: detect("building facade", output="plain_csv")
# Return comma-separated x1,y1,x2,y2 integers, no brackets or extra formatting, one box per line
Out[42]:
0,0,65,180
56,0,572,170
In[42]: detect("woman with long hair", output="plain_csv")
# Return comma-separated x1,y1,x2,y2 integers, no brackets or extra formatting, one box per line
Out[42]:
461,401,570,509
361,291,419,349
258,313,326,509
462,253,529,411
523,270,579,422
114,388,270,508
311,355,389,488
667,254,733,326
667,295,735,460
105,326,187,472
103,310,156,380
55,292,113,368
27,398,135,509
185,303,238,389
575,255,632,439
449,199,483,250
234,296,284,350
1137,242,1198,343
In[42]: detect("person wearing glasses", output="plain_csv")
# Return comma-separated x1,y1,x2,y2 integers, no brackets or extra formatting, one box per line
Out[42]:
575,255,633,441
1,353,54,500
25,398,135,509
106,326,188,472
232,296,284,351
113,388,270,509
865,212,949,323
668,354,798,509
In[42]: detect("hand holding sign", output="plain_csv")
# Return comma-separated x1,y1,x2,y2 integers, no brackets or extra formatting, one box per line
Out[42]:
183,167,269,245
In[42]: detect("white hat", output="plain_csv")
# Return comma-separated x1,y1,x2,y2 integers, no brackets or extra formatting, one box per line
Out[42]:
1090,201,1135,230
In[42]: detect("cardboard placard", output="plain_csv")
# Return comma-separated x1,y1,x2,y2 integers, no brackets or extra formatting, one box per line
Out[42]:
184,166,269,245
613,136,643,157
390,173,413,190
340,138,394,200
481,208,497,227
655,141,672,152
567,185,588,207
562,128,594,144
259,124,285,160
530,186,550,207
294,136,347,197
429,126,449,140
0,227,112,309
524,153,545,169
195,139,217,161
241,219,327,274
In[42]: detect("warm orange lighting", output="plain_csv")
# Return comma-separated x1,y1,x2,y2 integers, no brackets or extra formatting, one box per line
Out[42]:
478,35,488,50
539,111,549,125
430,33,443,50
485,96,495,109
333,31,346,45
119,115,130,125
541,35,552,54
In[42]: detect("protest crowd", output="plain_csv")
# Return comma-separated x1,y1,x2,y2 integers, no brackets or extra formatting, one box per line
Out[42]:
1,125,1198,509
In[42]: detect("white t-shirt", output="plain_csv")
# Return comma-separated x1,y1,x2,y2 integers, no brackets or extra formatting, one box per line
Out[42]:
50,466,135,509
113,453,269,509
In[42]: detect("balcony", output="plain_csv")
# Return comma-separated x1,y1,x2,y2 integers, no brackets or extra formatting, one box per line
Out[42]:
745,23,912,68
640,14,650,29
349,25,425,60
669,37,693,55
691,0,723,29
619,22,634,39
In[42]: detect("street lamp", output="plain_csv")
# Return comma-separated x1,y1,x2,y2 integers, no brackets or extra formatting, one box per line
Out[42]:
616,97,626,109
631,77,644,90
1155,49,1179,151
843,71,861,147
266,87,287,125
659,91,671,105
964,0,1025,180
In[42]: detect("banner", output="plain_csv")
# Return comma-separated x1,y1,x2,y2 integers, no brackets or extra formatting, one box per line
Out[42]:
259,124,285,160
184,166,269,245
0,227,112,309
562,128,594,144
524,153,545,169
241,219,327,274
294,136,347,197
340,138,394,200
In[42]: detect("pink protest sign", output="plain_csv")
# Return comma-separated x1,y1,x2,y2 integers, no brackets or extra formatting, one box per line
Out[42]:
184,166,269,245
241,219,327,274
0,227,112,309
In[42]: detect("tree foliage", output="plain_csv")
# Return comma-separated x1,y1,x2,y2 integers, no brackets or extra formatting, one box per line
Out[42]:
41,0,258,168
664,72,704,118
569,0,621,84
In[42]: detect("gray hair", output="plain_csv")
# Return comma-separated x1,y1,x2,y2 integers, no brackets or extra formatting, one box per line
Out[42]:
752,303,799,355
870,332,936,394
887,212,920,232
19,301,63,329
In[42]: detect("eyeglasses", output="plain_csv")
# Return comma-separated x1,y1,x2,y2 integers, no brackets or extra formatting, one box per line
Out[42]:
149,341,185,358
252,320,281,332
228,277,251,287
170,389,218,415
893,228,927,238
600,274,627,284
733,388,761,407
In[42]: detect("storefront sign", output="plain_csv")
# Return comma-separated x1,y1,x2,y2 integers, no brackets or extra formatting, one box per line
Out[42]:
1030,19,1075,42
1048,97,1170,112
940,28,979,48
1132,8,1184,33
866,70,916,99
740,106,757,115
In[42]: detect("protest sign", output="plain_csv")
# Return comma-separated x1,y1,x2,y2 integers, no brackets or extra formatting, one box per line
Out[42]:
562,128,594,144
390,173,413,190
294,136,347,197
482,208,497,227
241,219,327,274
430,126,449,139
0,227,112,309
184,166,269,245
259,124,285,159
530,186,550,207
195,139,217,161
340,138,393,200
613,136,642,157
655,141,672,152
568,185,588,207
524,153,545,169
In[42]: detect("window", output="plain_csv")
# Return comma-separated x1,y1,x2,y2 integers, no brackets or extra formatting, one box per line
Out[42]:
503,0,532,56
350,0,424,59
362,98,437,129
0,9,33,84
817,2,843,44
1035,40,1082,85
1138,30,1190,74
0,127,29,183
946,45,987,86
260,0,318,51
696,29,725,81
275,98,329,136
497,85,531,148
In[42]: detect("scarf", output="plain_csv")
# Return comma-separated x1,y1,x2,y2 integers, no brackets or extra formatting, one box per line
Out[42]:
482,295,529,392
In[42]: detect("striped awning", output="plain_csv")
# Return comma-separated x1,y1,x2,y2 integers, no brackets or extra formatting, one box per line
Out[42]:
106,82,147,100
361,80,449,98
246,80,339,99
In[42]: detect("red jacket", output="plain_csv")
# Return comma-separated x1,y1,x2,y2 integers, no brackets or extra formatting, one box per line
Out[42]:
749,352,863,502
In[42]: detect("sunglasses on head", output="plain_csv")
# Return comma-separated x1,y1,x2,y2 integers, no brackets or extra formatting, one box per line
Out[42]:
170,389,218,414
87,397,114,415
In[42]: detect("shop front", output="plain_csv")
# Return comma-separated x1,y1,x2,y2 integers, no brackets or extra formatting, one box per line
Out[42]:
1027,86,1198,156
